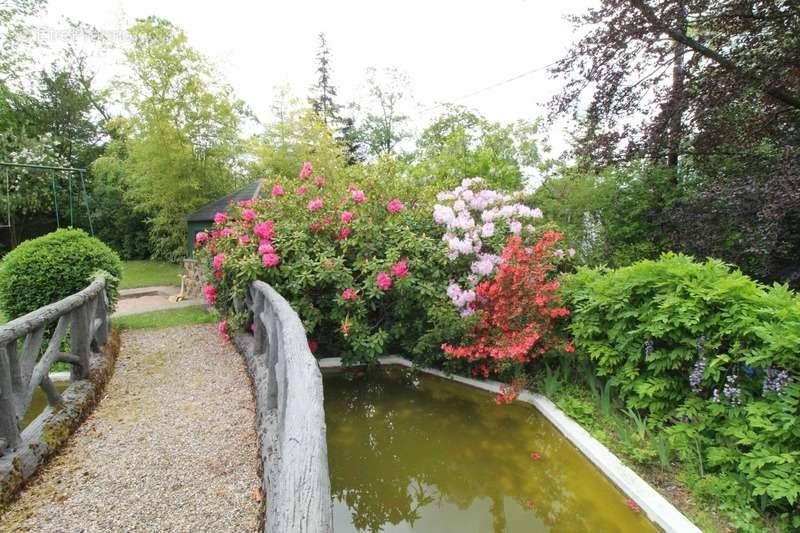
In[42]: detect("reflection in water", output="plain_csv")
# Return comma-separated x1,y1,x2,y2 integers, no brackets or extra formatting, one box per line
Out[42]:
324,367,658,533
21,380,69,429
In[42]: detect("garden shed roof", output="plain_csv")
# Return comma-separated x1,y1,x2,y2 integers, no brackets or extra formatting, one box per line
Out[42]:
185,180,264,222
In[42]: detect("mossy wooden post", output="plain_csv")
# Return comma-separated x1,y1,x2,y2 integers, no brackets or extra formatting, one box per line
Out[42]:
91,292,108,350
0,346,20,450
70,303,91,381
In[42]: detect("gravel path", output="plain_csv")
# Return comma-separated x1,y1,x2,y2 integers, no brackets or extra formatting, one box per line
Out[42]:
1,324,260,533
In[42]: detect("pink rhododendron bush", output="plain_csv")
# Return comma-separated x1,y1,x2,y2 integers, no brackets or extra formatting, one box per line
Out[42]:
197,161,568,366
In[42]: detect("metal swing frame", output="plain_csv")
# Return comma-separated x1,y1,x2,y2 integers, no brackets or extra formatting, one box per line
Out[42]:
0,162,94,236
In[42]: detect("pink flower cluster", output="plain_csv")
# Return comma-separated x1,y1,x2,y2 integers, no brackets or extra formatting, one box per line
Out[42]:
204,284,217,305
262,253,280,268
433,180,542,265
299,161,313,178
341,288,359,301
212,253,225,279
391,260,409,278
254,221,274,240
337,227,351,241
376,272,393,291
218,318,230,342
376,260,410,291
387,199,404,214
447,282,477,317
349,186,366,204
308,197,323,211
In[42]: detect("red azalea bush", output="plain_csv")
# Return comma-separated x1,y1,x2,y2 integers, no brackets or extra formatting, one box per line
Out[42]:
442,232,571,399
442,232,569,362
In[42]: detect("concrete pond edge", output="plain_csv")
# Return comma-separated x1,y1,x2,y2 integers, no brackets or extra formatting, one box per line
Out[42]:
318,355,701,533
0,331,121,510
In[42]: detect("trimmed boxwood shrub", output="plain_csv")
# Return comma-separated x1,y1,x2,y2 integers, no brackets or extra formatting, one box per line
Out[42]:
0,228,122,319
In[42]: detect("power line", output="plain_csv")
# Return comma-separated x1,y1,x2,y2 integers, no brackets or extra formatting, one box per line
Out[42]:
417,59,560,117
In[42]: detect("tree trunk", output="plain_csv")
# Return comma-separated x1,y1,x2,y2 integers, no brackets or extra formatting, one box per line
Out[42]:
667,3,687,172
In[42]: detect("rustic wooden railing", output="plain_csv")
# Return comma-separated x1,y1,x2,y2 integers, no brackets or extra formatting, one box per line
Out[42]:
237,280,332,532
0,276,109,452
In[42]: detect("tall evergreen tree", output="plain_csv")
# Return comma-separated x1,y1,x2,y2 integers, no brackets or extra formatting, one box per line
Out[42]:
308,33,363,163
308,33,339,126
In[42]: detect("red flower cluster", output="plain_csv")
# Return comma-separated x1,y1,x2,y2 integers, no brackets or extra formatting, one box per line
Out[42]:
442,232,569,363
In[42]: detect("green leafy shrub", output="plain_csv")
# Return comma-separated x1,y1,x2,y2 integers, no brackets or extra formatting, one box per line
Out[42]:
564,253,798,413
0,228,122,318
197,163,470,365
563,253,799,524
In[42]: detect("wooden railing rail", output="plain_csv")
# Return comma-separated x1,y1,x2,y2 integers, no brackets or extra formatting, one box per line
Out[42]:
243,280,332,532
0,276,109,451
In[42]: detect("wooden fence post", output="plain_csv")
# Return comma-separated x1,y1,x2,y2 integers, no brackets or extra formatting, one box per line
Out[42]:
70,303,91,381
91,292,108,351
0,346,20,449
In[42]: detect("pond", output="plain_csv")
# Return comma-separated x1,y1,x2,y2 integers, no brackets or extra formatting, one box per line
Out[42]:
324,367,658,533
21,380,69,430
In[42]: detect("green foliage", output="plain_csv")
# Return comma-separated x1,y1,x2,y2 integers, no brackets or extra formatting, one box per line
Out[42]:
0,228,121,318
108,17,248,261
532,162,677,267
556,396,596,428
413,105,540,191
0,0,46,80
541,364,564,398
563,253,800,524
251,93,349,182
198,162,469,365
90,128,151,259
113,305,214,330
31,52,107,169
350,67,412,158
0,34,111,242
565,253,789,411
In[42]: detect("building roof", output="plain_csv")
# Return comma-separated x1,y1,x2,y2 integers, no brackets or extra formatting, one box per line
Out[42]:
185,180,263,222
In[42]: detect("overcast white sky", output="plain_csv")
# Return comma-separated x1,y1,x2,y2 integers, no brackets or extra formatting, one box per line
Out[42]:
37,0,596,153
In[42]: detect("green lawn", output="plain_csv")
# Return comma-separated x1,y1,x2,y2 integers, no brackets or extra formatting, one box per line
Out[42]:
120,260,183,289
113,305,216,331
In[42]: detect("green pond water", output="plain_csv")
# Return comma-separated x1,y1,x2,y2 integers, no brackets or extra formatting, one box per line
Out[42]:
21,380,69,430
323,367,659,533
